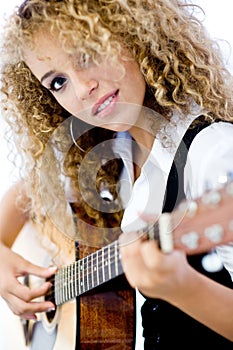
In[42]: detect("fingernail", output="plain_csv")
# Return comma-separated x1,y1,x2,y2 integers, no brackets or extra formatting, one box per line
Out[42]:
48,266,57,272
47,307,56,312
27,314,37,320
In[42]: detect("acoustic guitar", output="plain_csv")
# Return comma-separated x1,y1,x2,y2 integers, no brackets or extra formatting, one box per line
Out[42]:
1,181,233,350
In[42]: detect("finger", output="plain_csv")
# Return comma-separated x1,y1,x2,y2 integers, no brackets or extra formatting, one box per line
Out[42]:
5,291,55,317
16,261,57,279
137,211,159,224
118,231,145,249
10,280,53,303
140,240,161,269
20,313,37,320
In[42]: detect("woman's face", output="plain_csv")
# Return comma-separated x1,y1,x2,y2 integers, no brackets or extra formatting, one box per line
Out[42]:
24,33,146,132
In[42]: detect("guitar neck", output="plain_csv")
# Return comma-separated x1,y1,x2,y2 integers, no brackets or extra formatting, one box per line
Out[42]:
54,240,124,305
54,223,154,305
54,181,233,306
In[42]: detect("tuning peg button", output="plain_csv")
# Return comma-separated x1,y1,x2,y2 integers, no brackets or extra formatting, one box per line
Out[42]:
204,224,224,243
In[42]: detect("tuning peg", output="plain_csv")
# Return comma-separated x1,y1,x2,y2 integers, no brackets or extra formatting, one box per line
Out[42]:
201,190,221,206
218,171,233,185
201,250,224,273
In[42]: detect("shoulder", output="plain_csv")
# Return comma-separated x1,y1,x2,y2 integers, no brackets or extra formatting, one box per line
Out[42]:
188,121,233,161
184,121,233,198
192,121,233,145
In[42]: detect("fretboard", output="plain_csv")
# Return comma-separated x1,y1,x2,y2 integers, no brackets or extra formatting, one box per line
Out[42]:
54,240,124,305
54,223,159,306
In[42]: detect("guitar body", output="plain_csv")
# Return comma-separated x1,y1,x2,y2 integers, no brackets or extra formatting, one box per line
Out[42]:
77,225,135,350
29,301,76,350
79,282,135,349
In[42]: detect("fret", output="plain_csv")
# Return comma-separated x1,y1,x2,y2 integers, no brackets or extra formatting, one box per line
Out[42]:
67,265,71,301
108,244,112,280
71,263,74,299
116,241,124,276
66,265,70,300
115,241,118,277
102,247,105,283
97,248,103,285
54,272,59,305
86,255,90,291
71,263,75,299
80,259,85,294
59,268,63,304
64,266,68,302
94,250,99,287
91,252,95,289
59,270,62,304
59,272,61,304
67,265,70,301
59,271,62,304
78,260,81,295
109,242,117,279
62,267,65,302
82,260,85,294
61,268,65,304
74,261,78,297
104,246,110,282
91,251,98,288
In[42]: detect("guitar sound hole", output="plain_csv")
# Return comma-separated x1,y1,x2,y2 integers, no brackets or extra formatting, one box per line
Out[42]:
45,275,57,323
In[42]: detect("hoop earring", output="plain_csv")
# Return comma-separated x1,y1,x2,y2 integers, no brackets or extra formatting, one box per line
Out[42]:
70,118,85,152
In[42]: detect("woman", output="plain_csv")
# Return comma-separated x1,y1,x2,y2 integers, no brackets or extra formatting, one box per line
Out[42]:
0,0,233,349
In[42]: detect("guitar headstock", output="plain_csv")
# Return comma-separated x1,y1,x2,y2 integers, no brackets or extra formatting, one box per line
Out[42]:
159,181,233,255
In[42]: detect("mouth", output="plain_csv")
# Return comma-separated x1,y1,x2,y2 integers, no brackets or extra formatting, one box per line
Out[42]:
92,89,119,116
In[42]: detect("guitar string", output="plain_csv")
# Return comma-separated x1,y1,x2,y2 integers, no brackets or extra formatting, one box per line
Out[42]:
43,225,161,302
43,242,132,300
43,203,198,301
43,223,225,303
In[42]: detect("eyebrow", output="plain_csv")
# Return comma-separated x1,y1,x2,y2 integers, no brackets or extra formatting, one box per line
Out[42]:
41,70,55,83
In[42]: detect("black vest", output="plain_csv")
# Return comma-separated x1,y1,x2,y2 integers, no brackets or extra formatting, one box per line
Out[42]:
141,119,233,349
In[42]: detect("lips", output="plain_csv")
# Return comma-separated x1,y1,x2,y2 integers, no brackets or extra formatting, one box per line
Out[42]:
92,89,119,116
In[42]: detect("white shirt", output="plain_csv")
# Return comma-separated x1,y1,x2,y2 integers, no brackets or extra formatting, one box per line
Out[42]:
113,116,233,349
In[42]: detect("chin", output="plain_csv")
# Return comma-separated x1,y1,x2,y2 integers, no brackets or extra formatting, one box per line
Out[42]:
101,123,131,133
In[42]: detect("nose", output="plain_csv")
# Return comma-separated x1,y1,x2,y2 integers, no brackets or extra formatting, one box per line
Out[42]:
73,76,99,101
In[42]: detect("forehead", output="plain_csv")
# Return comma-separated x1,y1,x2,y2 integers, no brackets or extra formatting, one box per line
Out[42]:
23,36,72,84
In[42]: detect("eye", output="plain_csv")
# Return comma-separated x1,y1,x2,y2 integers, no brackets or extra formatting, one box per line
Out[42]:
49,76,67,92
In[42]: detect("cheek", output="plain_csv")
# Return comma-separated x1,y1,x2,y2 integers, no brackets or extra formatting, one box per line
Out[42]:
126,75,146,104
54,94,80,115
123,64,146,101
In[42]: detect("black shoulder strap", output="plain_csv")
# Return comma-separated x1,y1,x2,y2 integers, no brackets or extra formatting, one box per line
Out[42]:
162,116,211,213
142,117,233,350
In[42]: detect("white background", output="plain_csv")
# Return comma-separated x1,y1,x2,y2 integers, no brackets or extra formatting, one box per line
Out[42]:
0,0,233,200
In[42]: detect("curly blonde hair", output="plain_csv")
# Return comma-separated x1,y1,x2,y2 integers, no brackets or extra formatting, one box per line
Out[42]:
1,0,233,251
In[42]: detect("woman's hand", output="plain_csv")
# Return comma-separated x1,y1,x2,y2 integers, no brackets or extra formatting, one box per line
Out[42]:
119,231,194,302
0,243,57,320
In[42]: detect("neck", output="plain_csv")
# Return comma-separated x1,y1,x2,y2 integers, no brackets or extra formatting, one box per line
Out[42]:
129,126,154,180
